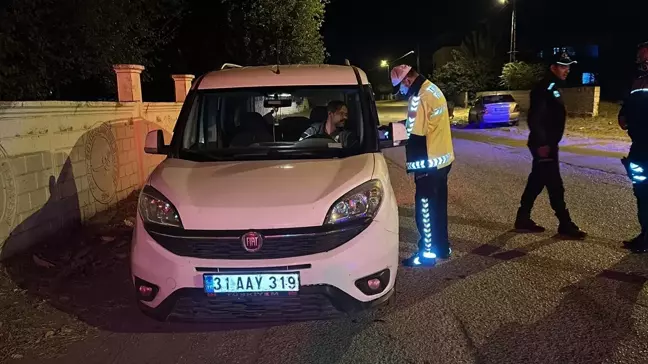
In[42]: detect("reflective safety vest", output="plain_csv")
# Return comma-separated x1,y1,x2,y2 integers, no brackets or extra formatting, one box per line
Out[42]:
404,79,455,173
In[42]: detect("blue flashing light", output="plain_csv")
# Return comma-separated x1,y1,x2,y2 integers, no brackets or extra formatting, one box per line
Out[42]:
582,72,596,85
631,88,648,94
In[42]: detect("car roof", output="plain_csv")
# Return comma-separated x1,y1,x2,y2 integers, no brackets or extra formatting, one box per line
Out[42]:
196,64,370,90
478,91,515,97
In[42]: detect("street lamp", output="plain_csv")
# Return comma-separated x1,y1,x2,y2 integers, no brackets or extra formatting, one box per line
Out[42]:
499,0,517,63
380,59,390,80
380,50,415,76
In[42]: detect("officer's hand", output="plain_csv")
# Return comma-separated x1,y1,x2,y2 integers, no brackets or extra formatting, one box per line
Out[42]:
538,145,550,158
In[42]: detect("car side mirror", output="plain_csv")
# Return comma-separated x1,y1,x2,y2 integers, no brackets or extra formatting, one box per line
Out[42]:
379,121,408,149
144,129,168,155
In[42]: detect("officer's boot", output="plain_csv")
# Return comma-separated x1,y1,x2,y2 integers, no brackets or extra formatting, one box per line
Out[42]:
623,232,645,249
514,207,545,233
556,209,587,240
625,232,648,253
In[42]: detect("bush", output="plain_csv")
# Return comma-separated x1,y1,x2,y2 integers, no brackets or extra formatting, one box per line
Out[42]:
431,50,498,100
500,61,546,90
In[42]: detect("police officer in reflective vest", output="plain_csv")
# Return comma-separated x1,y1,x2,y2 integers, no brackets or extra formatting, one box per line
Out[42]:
391,65,455,267
619,41,648,253
514,52,587,240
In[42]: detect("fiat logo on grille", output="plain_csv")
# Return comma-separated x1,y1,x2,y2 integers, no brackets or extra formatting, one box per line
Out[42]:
241,231,263,252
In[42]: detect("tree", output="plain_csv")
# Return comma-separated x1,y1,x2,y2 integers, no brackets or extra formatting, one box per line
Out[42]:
499,61,546,90
430,50,498,99
460,22,507,63
0,0,186,101
221,0,328,65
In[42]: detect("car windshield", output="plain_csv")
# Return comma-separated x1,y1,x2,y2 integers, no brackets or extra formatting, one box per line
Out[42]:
177,86,370,161
483,94,515,104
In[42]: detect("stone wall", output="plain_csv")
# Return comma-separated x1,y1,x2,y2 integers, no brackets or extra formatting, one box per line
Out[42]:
0,101,182,259
0,65,188,260
476,86,600,117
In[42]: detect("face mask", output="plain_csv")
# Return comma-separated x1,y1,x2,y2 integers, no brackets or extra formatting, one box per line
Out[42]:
399,83,409,96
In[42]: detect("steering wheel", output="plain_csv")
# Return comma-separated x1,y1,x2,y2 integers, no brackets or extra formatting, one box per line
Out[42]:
302,133,336,142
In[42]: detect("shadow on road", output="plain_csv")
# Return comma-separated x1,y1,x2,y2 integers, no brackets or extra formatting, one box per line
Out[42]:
477,253,648,364
2,192,307,334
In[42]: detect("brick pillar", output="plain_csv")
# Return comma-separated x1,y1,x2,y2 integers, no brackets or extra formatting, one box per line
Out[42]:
113,64,145,102
171,74,195,103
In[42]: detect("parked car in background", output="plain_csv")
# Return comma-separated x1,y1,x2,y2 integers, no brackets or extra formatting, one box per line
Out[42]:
468,92,520,127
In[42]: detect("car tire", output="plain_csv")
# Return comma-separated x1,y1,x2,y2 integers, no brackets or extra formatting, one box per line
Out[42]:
509,120,519,127
346,291,394,322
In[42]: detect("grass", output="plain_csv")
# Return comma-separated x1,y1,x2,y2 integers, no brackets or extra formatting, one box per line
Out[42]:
564,102,629,141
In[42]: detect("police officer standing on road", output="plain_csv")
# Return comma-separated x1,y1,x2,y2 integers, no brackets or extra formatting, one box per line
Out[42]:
513,52,587,239
619,41,648,253
390,65,455,267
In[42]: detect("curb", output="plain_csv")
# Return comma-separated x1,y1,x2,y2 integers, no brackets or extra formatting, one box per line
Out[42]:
450,129,628,159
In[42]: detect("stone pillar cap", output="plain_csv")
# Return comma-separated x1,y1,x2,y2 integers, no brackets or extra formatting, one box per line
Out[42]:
113,64,145,72
171,74,195,80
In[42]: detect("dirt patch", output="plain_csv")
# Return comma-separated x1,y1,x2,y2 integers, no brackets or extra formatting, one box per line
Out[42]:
0,191,140,361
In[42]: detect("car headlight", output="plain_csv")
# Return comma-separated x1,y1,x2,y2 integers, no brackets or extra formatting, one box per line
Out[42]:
138,185,183,227
324,179,384,225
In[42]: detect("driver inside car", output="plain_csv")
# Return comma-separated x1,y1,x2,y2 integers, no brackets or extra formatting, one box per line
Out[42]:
299,100,358,147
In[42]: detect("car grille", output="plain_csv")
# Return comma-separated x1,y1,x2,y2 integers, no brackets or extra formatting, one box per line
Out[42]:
147,221,369,260
167,291,343,323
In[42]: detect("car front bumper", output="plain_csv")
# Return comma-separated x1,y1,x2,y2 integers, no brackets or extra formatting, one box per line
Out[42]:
130,216,399,322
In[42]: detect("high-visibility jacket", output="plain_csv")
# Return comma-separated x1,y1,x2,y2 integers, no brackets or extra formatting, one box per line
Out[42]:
404,78,455,173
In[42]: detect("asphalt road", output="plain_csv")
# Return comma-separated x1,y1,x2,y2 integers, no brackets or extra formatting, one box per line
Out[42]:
13,102,648,364
32,139,648,364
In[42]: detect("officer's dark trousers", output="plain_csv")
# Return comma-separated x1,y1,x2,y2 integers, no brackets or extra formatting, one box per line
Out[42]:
625,156,648,235
414,164,452,256
518,146,570,221
633,183,648,234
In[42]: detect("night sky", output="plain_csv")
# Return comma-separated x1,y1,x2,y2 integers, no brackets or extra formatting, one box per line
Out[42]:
322,0,648,98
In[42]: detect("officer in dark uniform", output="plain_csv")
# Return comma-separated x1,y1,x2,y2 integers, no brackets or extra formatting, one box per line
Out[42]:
619,41,648,253
514,52,587,239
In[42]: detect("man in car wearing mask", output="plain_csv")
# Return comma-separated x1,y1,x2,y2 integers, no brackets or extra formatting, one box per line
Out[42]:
619,41,648,254
391,64,454,267
513,52,587,240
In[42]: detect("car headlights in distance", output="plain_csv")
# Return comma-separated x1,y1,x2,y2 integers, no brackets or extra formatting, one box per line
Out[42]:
138,185,183,227
325,179,384,225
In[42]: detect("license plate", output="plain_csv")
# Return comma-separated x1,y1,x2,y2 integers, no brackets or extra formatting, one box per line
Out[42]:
203,272,300,295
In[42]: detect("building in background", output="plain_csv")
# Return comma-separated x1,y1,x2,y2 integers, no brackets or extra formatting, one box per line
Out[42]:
536,44,600,87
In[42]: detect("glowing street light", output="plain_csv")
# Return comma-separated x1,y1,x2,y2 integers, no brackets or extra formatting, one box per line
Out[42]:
380,50,415,80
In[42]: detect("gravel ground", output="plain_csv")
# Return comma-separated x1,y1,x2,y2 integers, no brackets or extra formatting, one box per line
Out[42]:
2,136,648,364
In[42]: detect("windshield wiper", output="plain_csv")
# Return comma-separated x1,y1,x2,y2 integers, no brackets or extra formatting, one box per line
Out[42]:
179,146,351,161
